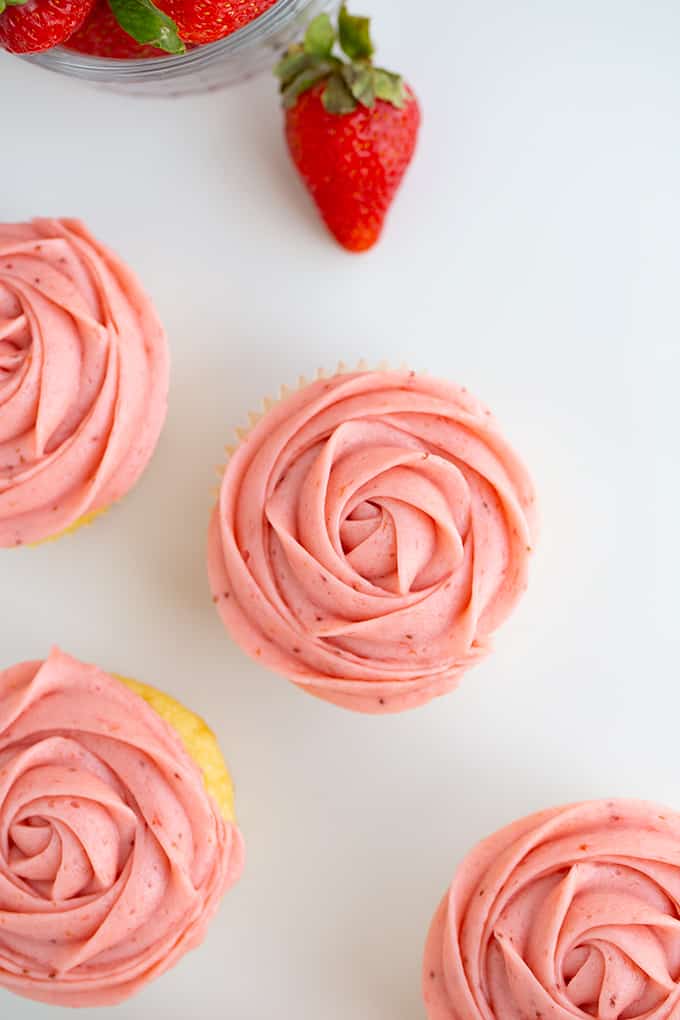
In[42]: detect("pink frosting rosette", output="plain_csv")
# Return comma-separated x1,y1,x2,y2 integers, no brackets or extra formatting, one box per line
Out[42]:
424,800,680,1020
208,369,537,713
0,649,243,1007
0,218,169,547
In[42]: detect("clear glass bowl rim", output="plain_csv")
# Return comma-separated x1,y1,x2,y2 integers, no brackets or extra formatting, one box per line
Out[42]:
25,0,321,81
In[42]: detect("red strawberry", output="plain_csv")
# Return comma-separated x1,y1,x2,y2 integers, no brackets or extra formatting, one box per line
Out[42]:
65,0,165,57
285,82,420,253
153,0,277,45
0,0,95,53
275,5,420,253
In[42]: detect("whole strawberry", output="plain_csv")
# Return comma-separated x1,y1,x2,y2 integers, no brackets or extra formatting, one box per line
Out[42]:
65,0,166,56
0,0,186,53
153,0,277,46
0,0,94,53
275,5,420,252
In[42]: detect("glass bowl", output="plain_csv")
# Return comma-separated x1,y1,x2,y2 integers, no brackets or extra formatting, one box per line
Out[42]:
23,0,337,97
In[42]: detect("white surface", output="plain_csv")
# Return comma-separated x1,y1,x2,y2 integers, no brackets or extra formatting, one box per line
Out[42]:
2,1,680,1016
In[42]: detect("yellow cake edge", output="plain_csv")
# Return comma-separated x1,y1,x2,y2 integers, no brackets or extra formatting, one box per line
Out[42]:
116,676,235,823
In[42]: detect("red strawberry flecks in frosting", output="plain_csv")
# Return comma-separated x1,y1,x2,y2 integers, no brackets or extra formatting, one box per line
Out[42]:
423,800,680,1020
208,370,537,714
0,649,244,1008
0,218,169,547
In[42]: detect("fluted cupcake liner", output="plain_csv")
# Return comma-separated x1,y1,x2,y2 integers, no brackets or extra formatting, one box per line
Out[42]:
217,360,408,471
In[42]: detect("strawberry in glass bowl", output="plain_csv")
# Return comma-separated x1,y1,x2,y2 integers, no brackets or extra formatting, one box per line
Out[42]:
3,0,337,95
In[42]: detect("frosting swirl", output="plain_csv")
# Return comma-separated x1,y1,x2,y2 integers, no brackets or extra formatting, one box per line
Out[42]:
0,649,243,1007
424,800,680,1020
0,218,169,547
208,370,536,713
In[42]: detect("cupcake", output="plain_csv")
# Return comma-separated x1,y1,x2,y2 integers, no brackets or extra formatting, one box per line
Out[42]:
0,218,169,547
208,367,537,714
423,799,680,1020
0,648,244,1007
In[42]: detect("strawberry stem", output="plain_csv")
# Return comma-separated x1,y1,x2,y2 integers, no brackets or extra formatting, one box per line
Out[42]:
304,10,334,57
337,5,373,61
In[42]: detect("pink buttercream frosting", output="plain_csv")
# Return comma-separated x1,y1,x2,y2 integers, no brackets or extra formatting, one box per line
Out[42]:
208,370,537,714
423,800,680,1020
0,649,243,1007
0,218,169,547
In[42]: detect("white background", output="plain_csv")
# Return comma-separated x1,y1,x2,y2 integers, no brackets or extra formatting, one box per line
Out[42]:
2,1,680,1016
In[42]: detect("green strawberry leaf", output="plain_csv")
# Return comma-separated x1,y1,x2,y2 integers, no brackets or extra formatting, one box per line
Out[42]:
303,12,335,58
322,74,357,114
275,46,313,88
276,4,410,116
373,68,407,108
108,0,185,54
338,4,373,61
341,63,375,107
0,0,27,13
282,61,335,109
